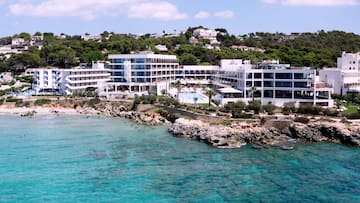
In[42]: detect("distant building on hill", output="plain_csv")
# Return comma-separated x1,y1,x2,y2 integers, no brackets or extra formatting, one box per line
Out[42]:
81,34,102,42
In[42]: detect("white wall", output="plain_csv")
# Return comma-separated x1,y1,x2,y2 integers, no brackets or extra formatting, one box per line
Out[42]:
319,68,343,94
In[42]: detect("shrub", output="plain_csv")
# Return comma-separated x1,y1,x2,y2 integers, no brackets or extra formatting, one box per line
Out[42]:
87,97,101,107
155,108,179,123
297,103,321,115
283,102,296,114
345,112,360,119
34,98,52,106
263,104,277,115
323,108,338,117
232,112,253,119
294,116,310,124
158,97,180,107
14,99,23,107
222,102,246,113
247,100,262,114
6,96,18,103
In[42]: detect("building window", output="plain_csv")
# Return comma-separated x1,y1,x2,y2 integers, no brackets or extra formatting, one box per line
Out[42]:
276,73,292,79
246,81,252,87
264,90,273,98
294,82,307,88
264,73,273,79
254,73,262,79
275,81,292,87
113,59,125,63
247,73,252,79
294,73,306,79
264,81,273,87
254,81,262,87
275,90,292,98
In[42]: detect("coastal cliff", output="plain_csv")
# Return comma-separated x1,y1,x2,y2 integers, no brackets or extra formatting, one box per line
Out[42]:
168,118,360,149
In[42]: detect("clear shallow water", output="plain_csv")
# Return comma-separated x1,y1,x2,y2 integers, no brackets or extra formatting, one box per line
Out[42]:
0,115,359,202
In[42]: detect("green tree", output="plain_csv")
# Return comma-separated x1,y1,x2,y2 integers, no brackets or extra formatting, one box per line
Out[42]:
82,50,104,63
179,53,199,65
205,89,215,107
173,80,182,100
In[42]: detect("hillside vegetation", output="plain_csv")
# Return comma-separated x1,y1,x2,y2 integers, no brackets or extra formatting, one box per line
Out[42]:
1,28,360,73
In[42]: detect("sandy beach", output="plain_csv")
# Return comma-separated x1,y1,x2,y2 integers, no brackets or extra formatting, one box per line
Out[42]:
0,107,82,116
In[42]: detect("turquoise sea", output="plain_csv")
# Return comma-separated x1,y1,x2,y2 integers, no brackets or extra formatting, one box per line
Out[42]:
0,115,359,202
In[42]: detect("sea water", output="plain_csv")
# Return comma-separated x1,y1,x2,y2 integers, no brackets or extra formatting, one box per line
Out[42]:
0,115,359,202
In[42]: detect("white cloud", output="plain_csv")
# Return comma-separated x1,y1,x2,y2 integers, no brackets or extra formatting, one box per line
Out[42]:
9,0,187,21
194,11,210,19
128,2,187,20
213,10,235,19
283,0,358,6
0,0,12,5
260,0,359,6
261,0,278,4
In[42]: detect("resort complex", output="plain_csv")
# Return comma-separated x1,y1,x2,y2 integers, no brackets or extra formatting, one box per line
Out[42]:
20,51,360,108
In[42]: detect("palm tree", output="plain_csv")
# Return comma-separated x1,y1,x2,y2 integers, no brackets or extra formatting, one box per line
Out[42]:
250,86,257,101
193,97,198,105
205,89,215,107
174,80,182,100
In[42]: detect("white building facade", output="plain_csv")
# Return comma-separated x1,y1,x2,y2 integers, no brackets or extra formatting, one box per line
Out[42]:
176,65,218,85
320,52,360,95
61,62,110,95
25,68,62,94
107,51,178,96
214,60,334,107
26,62,110,95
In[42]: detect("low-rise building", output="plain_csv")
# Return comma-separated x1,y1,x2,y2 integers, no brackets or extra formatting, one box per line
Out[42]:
25,62,110,95
25,68,62,94
320,52,360,95
214,60,333,107
0,72,13,84
155,44,168,52
11,38,29,48
177,65,218,85
81,34,102,42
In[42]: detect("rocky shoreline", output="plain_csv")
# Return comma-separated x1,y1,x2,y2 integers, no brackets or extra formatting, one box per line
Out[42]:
80,102,170,126
168,117,360,149
4,101,360,149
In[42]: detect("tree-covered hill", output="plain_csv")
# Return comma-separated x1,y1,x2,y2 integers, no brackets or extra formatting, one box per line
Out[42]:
0,28,359,73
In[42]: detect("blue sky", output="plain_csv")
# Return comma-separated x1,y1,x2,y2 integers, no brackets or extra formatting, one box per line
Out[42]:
0,0,359,37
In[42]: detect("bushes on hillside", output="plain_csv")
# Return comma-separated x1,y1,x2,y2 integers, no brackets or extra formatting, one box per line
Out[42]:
297,103,322,115
34,98,52,106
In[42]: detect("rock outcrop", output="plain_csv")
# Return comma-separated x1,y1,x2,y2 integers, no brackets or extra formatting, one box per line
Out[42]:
79,102,169,126
169,118,360,149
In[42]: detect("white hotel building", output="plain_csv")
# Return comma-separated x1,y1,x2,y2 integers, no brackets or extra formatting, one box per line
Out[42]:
26,62,110,95
214,60,334,107
60,62,110,95
320,52,360,95
176,65,218,85
107,51,178,96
